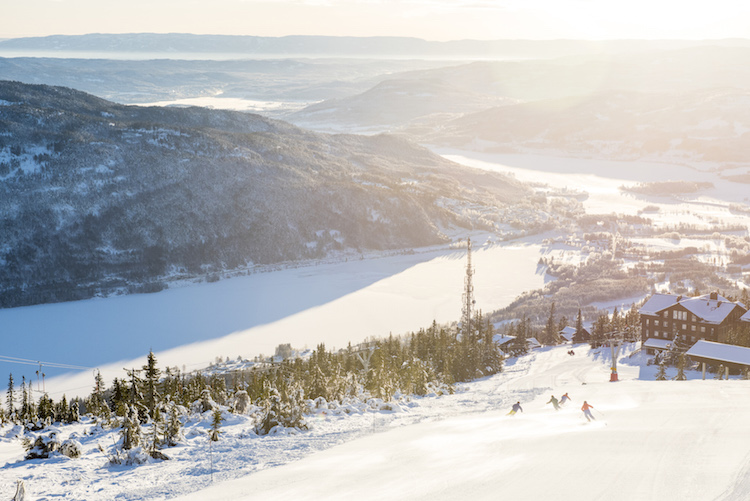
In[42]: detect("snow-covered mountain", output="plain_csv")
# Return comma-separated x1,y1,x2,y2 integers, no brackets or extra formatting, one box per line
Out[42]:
0,81,538,308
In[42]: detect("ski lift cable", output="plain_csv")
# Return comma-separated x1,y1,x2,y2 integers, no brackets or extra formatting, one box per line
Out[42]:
0,354,95,371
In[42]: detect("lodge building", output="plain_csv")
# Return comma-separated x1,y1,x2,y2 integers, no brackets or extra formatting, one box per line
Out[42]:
640,292,748,352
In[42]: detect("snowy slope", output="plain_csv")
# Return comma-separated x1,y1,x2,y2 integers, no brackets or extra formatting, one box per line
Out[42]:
4,343,750,500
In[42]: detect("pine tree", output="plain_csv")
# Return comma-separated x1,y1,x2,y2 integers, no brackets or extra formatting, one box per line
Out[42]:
143,351,161,420
209,408,223,442
573,308,585,344
111,378,128,417
88,370,111,420
164,402,183,447
7,373,15,419
121,405,142,450
543,302,559,345
655,358,668,381
674,353,687,381
37,394,54,423
69,400,80,422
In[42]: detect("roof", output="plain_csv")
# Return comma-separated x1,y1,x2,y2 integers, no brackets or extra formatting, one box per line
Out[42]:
527,337,542,349
686,340,750,366
639,294,680,316
742,310,750,323
639,292,743,324
559,326,576,342
493,334,516,346
679,294,740,324
643,338,673,350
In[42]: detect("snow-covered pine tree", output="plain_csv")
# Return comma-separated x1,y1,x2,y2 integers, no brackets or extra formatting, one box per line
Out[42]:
143,351,161,421
674,353,687,381
209,408,222,442
231,390,250,414
37,394,54,423
164,401,183,447
7,373,15,419
121,405,142,450
655,358,668,381
55,395,69,423
69,400,80,422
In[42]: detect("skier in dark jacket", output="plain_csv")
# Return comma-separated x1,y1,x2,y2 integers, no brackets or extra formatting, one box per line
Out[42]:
507,401,523,416
547,395,560,410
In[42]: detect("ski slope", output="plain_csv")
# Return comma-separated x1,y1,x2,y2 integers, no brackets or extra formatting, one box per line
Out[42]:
4,344,750,500
174,344,750,501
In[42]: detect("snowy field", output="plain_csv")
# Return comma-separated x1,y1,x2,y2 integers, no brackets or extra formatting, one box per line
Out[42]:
4,343,750,500
1,235,546,400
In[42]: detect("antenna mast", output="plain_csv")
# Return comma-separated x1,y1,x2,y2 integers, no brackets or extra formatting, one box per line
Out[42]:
461,237,475,338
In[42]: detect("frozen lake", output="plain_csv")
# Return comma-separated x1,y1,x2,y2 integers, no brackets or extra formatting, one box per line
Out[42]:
3,235,545,399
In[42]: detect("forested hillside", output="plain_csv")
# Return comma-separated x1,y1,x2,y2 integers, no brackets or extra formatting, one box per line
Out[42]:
0,81,542,308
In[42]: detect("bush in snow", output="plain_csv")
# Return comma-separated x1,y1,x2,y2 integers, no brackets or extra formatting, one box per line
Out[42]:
255,384,308,436
230,390,250,414
60,439,82,458
24,432,60,459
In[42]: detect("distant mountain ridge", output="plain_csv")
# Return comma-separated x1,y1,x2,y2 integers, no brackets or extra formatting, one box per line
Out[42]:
3,33,750,58
0,80,542,308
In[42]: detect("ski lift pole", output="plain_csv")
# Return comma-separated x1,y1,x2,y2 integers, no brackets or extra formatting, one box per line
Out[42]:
609,332,621,382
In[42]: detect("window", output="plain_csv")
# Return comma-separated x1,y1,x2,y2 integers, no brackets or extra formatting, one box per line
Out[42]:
691,325,696,332
682,323,687,330
663,311,669,318
691,336,696,342
646,319,650,325
673,310,678,319
701,326,706,333
655,320,660,327
692,315,697,322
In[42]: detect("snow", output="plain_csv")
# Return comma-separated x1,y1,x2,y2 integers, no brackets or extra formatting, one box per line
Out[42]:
5,344,750,500
640,292,743,324
679,294,741,324
643,337,673,350
686,340,750,366
0,235,546,400
639,293,681,315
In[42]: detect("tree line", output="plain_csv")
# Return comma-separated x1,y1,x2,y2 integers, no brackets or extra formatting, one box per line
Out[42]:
2,314,503,461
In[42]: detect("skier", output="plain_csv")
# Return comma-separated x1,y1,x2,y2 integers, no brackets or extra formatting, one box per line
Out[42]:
547,395,560,410
507,401,523,416
581,400,595,422
560,392,571,405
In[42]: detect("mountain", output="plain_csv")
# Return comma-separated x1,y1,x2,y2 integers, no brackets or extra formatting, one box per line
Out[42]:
288,78,516,131
0,57,448,106
0,80,537,308
418,88,750,163
4,34,748,58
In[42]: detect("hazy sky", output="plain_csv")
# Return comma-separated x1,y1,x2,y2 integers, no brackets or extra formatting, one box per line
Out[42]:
4,0,750,41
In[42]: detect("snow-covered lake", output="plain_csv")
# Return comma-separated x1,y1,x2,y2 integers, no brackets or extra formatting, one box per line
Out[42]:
2,235,545,399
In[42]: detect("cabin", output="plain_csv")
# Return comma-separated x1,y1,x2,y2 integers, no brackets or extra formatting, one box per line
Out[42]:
639,292,747,351
685,340,750,378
